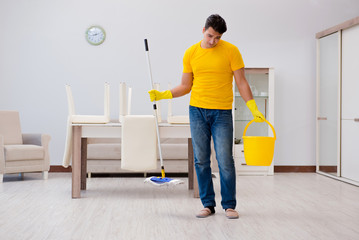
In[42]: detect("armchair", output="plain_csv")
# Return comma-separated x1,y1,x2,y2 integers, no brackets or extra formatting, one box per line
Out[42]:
0,111,51,182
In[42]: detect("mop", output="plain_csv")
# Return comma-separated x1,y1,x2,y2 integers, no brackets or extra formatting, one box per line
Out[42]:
143,39,184,187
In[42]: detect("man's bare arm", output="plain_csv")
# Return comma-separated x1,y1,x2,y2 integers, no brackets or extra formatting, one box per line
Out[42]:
170,72,193,98
233,68,253,102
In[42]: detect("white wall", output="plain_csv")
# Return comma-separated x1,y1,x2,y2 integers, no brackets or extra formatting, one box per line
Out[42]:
1,0,359,166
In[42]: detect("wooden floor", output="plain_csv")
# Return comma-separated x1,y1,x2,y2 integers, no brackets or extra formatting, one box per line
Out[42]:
1,173,359,240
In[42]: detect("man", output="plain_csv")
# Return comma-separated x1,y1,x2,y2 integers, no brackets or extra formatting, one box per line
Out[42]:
148,14,264,219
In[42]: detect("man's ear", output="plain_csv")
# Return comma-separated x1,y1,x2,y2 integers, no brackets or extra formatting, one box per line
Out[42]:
202,27,206,34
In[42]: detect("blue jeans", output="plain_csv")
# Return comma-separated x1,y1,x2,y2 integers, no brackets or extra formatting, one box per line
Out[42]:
189,105,236,210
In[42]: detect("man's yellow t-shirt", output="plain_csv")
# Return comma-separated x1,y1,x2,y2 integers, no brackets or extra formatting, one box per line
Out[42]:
183,39,245,110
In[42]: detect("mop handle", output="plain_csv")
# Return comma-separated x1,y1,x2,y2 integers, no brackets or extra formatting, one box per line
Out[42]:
144,39,165,177
144,39,155,88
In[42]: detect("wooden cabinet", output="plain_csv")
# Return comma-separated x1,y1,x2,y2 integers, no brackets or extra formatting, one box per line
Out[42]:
316,16,359,185
233,68,275,175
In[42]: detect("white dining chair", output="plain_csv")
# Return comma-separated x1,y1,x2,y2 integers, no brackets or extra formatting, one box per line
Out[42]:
62,82,110,168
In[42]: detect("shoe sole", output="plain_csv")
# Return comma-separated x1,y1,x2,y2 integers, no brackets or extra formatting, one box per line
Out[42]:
196,212,214,218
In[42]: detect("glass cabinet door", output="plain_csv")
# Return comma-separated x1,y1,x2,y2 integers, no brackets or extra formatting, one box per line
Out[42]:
234,71,269,143
317,32,340,176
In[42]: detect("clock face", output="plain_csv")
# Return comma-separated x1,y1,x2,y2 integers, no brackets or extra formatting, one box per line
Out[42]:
86,26,106,45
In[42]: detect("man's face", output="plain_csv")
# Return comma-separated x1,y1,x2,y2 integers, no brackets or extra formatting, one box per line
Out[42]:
202,27,222,49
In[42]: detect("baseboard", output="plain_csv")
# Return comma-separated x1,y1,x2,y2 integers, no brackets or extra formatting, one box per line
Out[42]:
318,166,337,172
49,165,316,173
50,165,72,172
274,166,316,172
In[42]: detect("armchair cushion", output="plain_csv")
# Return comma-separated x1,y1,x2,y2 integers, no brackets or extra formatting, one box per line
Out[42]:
4,145,44,161
0,111,23,145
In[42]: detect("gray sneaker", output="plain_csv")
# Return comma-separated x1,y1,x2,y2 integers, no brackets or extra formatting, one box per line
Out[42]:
225,209,239,219
196,208,214,218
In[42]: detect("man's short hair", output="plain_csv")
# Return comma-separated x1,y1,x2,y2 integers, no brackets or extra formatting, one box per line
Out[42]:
205,14,227,34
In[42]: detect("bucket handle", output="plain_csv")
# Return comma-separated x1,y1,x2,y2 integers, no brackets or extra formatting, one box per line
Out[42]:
243,119,276,140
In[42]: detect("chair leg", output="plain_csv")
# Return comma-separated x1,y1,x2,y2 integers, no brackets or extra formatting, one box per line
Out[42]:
42,171,48,180
0,174,3,182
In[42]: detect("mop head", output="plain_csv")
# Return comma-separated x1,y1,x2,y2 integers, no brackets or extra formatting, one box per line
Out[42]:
144,176,184,187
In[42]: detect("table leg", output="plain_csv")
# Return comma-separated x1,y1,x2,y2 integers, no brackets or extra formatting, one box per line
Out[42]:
72,126,81,198
81,138,87,190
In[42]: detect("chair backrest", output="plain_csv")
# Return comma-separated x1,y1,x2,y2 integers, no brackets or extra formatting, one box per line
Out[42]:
0,111,23,145
119,82,132,122
104,82,110,118
65,85,76,116
119,82,127,118
127,87,132,115
66,83,110,117
121,115,157,171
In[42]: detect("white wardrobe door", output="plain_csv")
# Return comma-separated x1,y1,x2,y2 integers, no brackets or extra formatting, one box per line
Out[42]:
341,120,359,182
342,24,359,119
317,32,340,174
341,24,359,182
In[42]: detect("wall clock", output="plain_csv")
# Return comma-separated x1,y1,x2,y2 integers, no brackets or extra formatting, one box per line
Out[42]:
85,26,106,45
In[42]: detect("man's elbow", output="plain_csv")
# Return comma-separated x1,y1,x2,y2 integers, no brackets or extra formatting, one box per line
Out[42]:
184,85,192,94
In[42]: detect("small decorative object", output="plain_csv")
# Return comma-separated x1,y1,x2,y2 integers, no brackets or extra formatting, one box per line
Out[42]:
234,138,241,144
85,26,106,45
250,85,258,96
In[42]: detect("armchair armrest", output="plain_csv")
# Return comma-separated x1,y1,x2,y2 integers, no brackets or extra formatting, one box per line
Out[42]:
22,133,41,145
22,134,51,170
22,133,51,146
0,135,5,173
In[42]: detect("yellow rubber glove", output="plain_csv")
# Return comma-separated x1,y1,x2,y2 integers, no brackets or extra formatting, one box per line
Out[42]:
246,99,265,122
148,89,173,102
